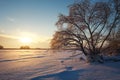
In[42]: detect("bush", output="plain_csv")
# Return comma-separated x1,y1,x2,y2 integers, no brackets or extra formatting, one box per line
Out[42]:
0,45,4,49
20,46,30,49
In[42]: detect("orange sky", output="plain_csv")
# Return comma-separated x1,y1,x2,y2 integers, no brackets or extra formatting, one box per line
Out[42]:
0,33,50,48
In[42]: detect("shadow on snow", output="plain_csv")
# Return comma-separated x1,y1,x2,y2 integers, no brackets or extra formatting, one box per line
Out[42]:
31,69,84,80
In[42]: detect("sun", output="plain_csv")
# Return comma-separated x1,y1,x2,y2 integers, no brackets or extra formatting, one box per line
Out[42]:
19,37,32,44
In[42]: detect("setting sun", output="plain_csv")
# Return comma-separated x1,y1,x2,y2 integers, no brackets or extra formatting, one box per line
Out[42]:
19,37,32,44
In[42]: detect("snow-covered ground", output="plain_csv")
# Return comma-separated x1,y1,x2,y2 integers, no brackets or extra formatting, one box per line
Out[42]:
0,50,120,80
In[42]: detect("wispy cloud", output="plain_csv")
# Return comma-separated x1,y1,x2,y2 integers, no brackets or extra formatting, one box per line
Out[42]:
0,33,19,39
7,17,15,22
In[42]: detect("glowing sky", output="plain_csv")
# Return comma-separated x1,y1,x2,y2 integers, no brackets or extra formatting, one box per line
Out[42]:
0,0,74,48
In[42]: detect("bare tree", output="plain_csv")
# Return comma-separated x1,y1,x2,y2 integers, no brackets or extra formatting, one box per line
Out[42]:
51,0,120,63
51,30,80,49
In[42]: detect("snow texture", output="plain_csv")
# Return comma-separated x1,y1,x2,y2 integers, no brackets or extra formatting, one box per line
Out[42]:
0,50,120,80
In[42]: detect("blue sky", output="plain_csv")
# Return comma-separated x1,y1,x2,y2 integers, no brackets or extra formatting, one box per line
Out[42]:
0,0,74,48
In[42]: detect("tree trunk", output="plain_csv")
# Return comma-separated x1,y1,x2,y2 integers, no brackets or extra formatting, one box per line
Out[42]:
87,54,104,63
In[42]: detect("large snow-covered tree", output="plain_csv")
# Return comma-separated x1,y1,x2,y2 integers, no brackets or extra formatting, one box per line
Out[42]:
51,0,120,63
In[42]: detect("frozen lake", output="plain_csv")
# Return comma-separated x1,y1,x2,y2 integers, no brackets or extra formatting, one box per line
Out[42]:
0,50,51,80
0,50,48,69
0,50,77,80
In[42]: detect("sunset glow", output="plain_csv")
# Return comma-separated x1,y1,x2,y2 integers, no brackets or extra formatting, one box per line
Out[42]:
0,0,73,48
19,37,32,44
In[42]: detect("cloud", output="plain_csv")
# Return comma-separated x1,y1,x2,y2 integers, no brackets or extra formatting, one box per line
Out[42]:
7,17,15,22
0,33,19,39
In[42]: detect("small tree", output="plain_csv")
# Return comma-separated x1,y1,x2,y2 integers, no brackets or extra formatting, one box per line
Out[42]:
51,0,120,63
0,45,4,49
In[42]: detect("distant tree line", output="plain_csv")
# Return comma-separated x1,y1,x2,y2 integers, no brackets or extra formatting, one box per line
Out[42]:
20,46,30,49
